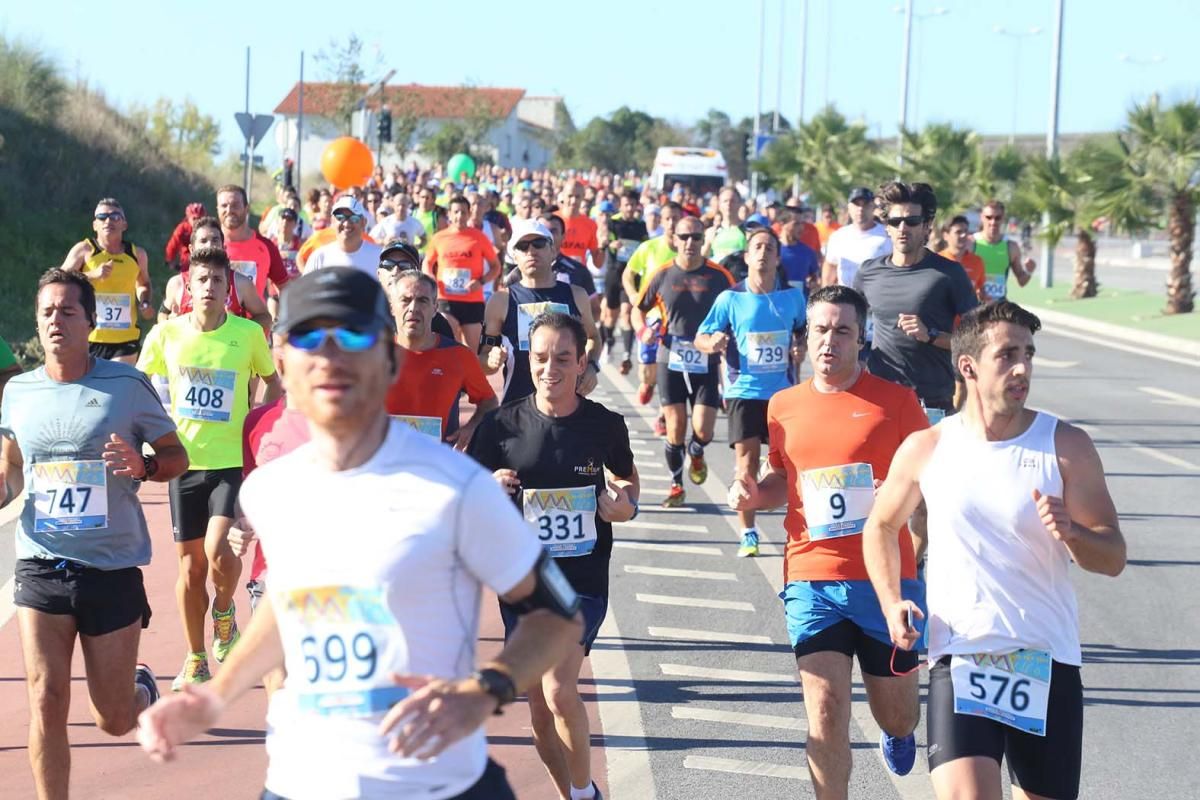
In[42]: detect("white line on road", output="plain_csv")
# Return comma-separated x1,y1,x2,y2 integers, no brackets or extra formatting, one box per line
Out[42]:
1069,415,1199,472
1138,386,1200,409
630,447,654,455
591,607,658,798
625,565,736,581
0,500,21,629
1041,325,1200,368
636,474,673,482
659,663,795,683
672,705,806,731
615,520,708,532
1034,356,1079,369
683,756,810,781
648,626,774,645
614,541,722,556
636,593,754,611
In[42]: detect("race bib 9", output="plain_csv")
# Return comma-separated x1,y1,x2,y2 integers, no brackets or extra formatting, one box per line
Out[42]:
175,366,238,422
516,302,570,350
96,293,133,330
950,649,1052,736
390,415,442,439
32,460,108,532
668,339,708,373
276,585,409,718
523,486,598,558
745,330,789,374
800,463,874,540
439,267,472,296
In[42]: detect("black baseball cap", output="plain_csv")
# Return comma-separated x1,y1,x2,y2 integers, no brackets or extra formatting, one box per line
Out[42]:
848,187,875,203
280,207,298,220
274,267,394,335
378,240,421,268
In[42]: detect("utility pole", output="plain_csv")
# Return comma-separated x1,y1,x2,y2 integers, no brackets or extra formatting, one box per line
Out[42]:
897,0,913,166
1041,0,1064,288
297,51,304,199
751,0,766,201
242,47,252,194
773,0,784,133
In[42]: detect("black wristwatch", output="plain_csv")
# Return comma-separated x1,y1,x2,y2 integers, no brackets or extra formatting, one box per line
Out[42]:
925,326,941,344
472,668,516,714
133,455,159,484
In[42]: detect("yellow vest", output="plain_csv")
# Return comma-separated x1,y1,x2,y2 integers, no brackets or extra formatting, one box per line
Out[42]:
85,238,141,344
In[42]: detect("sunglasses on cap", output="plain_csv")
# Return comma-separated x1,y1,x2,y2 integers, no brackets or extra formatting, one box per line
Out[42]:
333,210,363,223
886,215,927,228
513,238,550,252
95,212,125,221
287,326,380,353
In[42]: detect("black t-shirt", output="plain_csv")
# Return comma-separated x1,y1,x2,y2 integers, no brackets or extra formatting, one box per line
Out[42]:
609,217,649,265
468,395,635,596
636,261,734,369
854,250,979,402
501,281,581,402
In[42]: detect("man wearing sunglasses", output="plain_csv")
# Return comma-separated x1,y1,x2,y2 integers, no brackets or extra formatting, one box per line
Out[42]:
821,187,891,289
219,185,292,306
137,247,282,691
973,199,1036,301
853,182,978,415
60,198,155,364
633,216,736,508
480,219,600,402
306,196,384,278
139,267,583,800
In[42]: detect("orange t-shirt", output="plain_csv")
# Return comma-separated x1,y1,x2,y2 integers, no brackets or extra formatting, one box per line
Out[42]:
815,220,841,245
561,215,599,263
938,248,985,293
385,336,496,435
424,227,498,303
767,372,928,583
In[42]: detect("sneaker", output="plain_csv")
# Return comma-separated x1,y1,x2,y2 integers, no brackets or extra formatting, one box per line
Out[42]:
135,663,160,709
688,453,708,485
652,415,667,437
212,603,240,663
637,383,654,406
619,359,632,376
661,485,685,508
172,653,212,692
737,531,759,558
880,731,916,776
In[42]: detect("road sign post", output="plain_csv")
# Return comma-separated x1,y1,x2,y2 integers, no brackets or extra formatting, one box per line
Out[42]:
235,112,274,205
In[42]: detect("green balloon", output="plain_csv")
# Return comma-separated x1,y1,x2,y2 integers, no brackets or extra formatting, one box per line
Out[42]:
446,153,476,183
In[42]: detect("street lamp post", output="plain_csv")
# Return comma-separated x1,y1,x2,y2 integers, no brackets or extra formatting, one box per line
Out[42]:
894,5,948,136
1041,0,1064,288
993,24,1043,145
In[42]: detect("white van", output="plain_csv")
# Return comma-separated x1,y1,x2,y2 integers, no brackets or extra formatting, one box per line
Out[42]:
649,147,728,196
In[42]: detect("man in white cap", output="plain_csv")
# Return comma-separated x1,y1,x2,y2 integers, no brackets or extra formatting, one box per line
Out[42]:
305,196,382,278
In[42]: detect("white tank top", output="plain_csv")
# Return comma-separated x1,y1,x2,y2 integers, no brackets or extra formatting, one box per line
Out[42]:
919,411,1081,665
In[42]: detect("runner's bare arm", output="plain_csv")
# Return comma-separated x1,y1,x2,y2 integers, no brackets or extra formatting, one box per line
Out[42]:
620,256,640,301
1045,422,1126,577
142,432,188,483
821,258,838,287
0,435,25,509
908,500,929,564
599,468,640,522
260,373,284,406
59,240,90,273
694,331,729,354
235,273,273,332
133,247,154,318
481,252,502,287
158,275,181,324
478,291,509,375
1009,240,1035,286
447,396,499,453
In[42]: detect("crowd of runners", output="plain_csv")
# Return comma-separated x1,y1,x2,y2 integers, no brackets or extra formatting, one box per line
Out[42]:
0,161,1125,800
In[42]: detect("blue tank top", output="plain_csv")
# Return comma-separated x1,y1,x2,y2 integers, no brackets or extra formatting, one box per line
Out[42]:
502,281,581,402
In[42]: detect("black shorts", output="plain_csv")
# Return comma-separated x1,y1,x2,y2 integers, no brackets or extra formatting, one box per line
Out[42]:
658,364,721,408
927,656,1083,799
726,398,769,445
261,758,516,800
500,593,608,656
603,262,628,309
438,299,486,326
793,619,918,677
88,339,140,360
14,558,151,636
169,468,243,542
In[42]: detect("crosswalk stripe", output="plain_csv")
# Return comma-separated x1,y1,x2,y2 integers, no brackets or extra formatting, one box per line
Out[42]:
636,593,754,611
625,565,736,581
615,541,722,556
683,756,810,781
659,663,794,683
672,706,806,731
649,626,774,645
616,520,707,532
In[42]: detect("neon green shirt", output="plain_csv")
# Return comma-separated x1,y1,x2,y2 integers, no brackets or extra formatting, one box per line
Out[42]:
415,209,438,253
137,314,274,470
627,236,677,284
711,226,747,263
0,339,17,371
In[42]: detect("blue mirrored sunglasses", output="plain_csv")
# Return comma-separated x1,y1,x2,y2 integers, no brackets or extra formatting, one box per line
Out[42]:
287,326,380,352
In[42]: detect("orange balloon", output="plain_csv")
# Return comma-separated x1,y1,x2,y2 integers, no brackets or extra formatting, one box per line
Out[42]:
320,137,374,189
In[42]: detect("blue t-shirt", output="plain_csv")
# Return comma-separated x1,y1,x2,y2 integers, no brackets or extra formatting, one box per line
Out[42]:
0,359,177,568
697,284,807,400
780,243,819,289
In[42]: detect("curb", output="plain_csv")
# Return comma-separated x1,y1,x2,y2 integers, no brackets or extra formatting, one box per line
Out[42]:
1024,303,1200,359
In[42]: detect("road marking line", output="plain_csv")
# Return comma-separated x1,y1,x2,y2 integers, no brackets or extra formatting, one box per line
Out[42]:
1,501,21,629
636,593,754,611
1040,326,1200,368
672,706,805,730
659,663,795,683
649,626,773,645
636,474,673,482
590,607,658,797
1138,386,1200,408
615,520,708,532
615,541,722,556
625,565,736,581
630,447,654,455
1033,356,1079,369
683,756,810,781
1063,413,1199,471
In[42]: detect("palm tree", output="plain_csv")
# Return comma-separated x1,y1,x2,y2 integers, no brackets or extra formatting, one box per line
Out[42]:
897,124,1026,222
755,106,886,207
1094,96,1200,314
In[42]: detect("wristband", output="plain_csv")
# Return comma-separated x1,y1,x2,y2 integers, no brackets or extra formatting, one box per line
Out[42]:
133,455,158,484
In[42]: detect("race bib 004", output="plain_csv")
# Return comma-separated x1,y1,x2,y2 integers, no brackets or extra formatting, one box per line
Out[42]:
276,585,409,718
950,649,1052,736
523,486,598,558
800,463,874,540
96,293,133,330
175,366,237,422
390,415,442,439
745,330,789,374
516,302,570,350
983,277,1007,299
32,460,108,533
439,267,472,296
668,339,708,373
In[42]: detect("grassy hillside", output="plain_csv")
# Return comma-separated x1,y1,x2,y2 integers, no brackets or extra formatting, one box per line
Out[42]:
0,38,214,363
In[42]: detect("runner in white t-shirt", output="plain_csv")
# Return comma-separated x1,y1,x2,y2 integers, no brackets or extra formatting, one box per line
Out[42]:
821,186,892,288
369,193,426,247
306,196,383,278
138,268,583,800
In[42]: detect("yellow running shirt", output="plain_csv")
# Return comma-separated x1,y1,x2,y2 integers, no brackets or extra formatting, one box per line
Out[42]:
85,239,142,345
137,314,274,470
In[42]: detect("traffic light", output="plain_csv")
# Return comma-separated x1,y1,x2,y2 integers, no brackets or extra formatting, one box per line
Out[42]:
744,132,753,161
378,108,393,143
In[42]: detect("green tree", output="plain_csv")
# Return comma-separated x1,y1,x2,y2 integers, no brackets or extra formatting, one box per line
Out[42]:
420,122,472,165
756,106,885,206
315,35,383,135
0,35,64,120
895,124,1025,222
129,98,221,171
1093,96,1199,314
554,107,685,173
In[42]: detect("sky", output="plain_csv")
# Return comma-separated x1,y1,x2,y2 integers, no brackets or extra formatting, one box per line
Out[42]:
4,0,1197,167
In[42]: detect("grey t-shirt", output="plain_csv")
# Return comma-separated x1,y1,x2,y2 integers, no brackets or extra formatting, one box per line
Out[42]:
855,250,979,402
0,359,177,569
